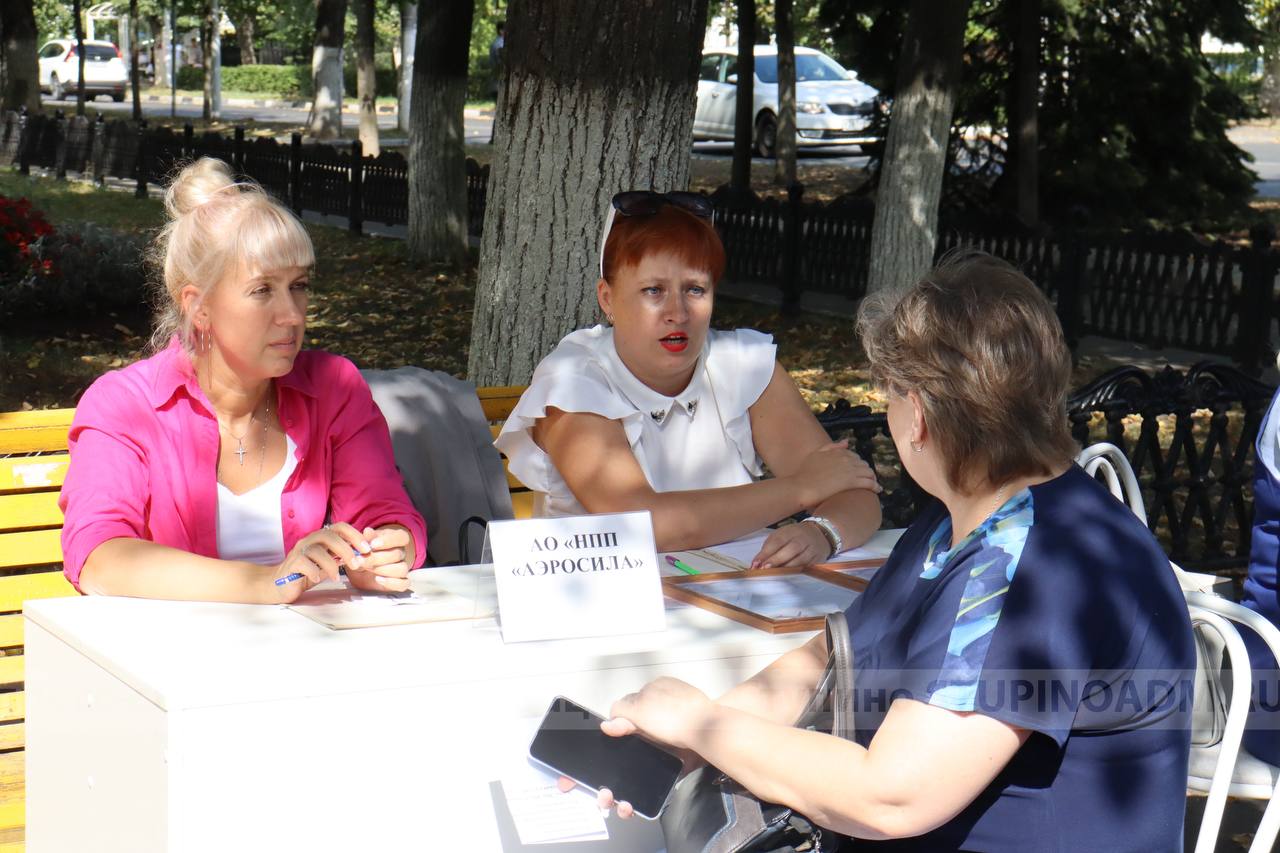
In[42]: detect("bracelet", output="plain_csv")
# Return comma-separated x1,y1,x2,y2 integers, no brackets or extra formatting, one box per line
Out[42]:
801,515,843,558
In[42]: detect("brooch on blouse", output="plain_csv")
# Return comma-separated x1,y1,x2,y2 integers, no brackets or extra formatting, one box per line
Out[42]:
651,409,666,422
686,400,698,416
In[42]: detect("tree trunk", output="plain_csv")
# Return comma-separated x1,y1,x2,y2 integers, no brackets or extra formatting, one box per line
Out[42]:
1010,0,1038,226
0,0,41,114
773,0,796,185
201,2,214,120
731,0,755,191
74,0,87,116
130,0,142,119
355,0,378,156
237,14,257,64
398,1,416,132
468,0,711,386
407,0,473,266
307,0,347,139
866,0,971,294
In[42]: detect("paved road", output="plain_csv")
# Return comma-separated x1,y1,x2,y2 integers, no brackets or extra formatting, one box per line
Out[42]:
55,95,868,163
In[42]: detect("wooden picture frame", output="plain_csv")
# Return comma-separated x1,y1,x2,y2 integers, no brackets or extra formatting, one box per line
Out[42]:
661,565,881,633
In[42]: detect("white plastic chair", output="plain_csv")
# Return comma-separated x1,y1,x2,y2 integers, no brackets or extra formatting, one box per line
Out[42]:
1185,592,1280,853
1076,441,1148,524
1076,443,1220,591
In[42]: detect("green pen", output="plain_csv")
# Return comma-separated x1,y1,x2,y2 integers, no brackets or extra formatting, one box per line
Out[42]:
665,555,699,575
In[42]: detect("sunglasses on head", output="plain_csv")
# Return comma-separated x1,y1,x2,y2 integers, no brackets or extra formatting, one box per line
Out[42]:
611,190,714,220
599,191,715,277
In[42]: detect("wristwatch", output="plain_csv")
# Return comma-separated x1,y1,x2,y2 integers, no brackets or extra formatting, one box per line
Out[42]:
801,515,843,559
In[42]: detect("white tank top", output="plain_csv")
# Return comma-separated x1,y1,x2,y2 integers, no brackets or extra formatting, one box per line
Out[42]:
216,435,299,565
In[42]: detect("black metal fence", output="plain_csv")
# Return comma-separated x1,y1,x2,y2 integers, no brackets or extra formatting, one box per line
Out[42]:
817,360,1277,579
0,109,492,241
5,108,1279,373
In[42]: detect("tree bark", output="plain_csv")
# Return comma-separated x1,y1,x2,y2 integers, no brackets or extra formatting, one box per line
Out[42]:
407,0,473,266
731,0,755,191
773,0,796,185
130,0,142,119
237,14,257,64
73,0,87,116
398,1,416,132
0,0,41,114
467,0,711,386
866,0,971,294
355,0,378,156
307,0,347,139
1010,0,1038,226
201,2,214,120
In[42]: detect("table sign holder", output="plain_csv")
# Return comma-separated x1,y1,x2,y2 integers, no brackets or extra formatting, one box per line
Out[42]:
661,564,881,634
489,511,666,643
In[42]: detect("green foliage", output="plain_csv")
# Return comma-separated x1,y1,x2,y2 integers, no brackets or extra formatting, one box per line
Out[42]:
175,63,396,99
467,0,506,101
226,63,309,96
819,0,1261,228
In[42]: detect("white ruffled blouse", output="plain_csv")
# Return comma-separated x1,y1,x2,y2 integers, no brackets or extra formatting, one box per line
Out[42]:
495,325,778,517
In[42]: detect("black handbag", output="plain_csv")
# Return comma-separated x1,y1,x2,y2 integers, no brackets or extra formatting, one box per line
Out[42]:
660,612,856,853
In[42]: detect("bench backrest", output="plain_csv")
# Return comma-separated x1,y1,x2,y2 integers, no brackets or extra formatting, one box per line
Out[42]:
0,407,79,780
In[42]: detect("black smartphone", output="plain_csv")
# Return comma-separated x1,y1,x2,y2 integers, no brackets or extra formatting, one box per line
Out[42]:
528,696,684,820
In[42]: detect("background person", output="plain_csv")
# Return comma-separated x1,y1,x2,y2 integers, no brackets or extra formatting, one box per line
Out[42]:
496,191,881,567
1243,359,1280,765
578,253,1195,851
59,158,426,604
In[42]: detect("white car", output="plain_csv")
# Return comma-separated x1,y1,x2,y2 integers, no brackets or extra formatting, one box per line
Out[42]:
694,45,880,157
38,39,128,102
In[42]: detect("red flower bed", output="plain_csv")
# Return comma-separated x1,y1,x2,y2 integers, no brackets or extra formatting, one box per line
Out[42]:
0,195,55,283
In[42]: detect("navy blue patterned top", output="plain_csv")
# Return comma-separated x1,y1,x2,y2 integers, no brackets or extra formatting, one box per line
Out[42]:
843,465,1194,851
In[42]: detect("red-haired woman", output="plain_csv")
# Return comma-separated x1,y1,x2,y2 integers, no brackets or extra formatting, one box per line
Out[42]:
495,192,881,566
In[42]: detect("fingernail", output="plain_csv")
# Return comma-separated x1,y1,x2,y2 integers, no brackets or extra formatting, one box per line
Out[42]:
370,538,385,549
351,555,364,568
358,541,371,554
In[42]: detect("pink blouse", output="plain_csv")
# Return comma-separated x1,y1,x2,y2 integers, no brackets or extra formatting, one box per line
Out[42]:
59,340,428,591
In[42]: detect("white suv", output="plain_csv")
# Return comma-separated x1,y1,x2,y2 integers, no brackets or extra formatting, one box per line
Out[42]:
694,45,880,157
38,39,128,102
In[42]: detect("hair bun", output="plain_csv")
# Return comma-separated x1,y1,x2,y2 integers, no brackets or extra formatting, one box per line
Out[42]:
165,157,237,217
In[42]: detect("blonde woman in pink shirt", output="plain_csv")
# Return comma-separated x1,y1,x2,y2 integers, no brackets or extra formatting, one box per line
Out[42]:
59,158,426,604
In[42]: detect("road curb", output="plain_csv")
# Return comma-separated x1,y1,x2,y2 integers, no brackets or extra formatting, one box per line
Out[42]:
139,93,493,118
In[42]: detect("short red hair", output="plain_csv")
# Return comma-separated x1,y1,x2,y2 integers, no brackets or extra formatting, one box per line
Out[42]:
601,204,726,285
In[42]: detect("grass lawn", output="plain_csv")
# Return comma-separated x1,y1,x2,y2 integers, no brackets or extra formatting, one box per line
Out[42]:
0,171,877,413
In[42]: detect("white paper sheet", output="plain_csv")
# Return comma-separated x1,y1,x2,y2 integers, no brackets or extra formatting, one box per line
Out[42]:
500,719,609,845
693,526,904,570
693,574,861,619
287,575,496,630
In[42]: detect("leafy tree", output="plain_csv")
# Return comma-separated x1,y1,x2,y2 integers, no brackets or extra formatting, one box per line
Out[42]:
822,0,1260,227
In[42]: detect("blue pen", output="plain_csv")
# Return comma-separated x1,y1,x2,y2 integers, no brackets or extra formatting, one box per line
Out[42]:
274,572,306,587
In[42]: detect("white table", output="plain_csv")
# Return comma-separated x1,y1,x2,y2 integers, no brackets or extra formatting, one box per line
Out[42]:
24,565,814,852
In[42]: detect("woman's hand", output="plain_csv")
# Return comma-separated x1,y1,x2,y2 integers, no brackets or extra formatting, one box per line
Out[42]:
346,525,413,593
555,678,713,818
269,523,370,603
790,440,880,510
751,521,832,569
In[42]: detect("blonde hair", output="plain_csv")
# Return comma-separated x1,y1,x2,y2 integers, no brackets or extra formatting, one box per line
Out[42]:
856,250,1078,494
149,158,315,352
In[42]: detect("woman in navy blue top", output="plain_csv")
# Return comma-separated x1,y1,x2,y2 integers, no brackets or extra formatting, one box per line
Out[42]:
585,252,1195,851
1244,381,1280,766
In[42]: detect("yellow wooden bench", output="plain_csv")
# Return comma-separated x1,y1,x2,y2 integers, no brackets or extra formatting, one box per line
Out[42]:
0,384,529,851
